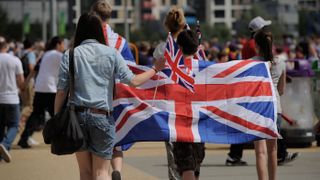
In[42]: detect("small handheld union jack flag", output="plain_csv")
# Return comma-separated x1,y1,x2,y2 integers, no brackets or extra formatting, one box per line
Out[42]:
163,33,195,93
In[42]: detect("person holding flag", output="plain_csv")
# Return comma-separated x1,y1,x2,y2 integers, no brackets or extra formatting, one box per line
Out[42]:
90,1,135,179
153,6,188,180
55,12,165,180
172,29,206,180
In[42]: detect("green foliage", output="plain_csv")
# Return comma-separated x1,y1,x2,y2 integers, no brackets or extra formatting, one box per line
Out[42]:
130,20,166,43
0,5,9,36
200,23,231,43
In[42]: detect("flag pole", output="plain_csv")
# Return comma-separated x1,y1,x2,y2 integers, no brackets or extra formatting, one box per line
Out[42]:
196,20,201,45
151,72,160,107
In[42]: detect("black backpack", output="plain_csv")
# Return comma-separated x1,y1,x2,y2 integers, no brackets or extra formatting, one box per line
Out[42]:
20,52,31,78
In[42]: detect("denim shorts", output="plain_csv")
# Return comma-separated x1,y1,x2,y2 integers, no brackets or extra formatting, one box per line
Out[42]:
76,111,115,159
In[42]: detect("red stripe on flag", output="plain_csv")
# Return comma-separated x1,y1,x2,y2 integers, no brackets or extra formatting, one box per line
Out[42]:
116,103,149,132
184,57,192,72
195,81,273,101
213,60,257,78
115,36,122,50
164,51,195,84
102,24,109,46
204,106,278,137
115,82,272,102
175,102,194,142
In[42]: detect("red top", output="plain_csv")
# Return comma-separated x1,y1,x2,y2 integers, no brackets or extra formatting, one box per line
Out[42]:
242,39,257,59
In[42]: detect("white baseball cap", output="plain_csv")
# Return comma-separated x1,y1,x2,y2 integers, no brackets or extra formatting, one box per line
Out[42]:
248,16,272,32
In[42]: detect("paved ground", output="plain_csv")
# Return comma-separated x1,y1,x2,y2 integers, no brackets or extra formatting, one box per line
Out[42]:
1,132,319,180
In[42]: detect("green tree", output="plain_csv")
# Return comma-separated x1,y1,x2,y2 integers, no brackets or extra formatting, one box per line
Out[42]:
0,5,9,36
0,4,23,40
130,20,166,43
200,23,231,43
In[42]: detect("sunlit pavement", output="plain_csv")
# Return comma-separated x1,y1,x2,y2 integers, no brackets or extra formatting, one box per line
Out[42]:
1,132,319,180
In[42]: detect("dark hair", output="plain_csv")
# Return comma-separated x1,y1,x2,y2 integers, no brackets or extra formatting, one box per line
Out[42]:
46,36,63,51
164,7,186,35
254,27,273,62
23,39,34,49
90,0,112,22
177,30,198,56
73,12,106,48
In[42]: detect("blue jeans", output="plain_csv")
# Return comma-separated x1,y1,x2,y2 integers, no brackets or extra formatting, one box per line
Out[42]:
0,104,20,150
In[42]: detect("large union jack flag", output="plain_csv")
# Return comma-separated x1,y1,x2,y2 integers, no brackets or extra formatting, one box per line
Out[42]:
163,34,196,93
113,59,279,147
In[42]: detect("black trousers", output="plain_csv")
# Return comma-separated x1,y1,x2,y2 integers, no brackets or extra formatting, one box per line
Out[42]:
228,134,288,160
20,92,55,142
277,130,288,159
228,144,244,159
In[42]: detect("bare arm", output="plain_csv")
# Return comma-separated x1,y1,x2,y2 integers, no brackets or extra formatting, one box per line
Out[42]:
16,74,25,90
130,58,166,87
25,70,36,86
130,69,158,87
277,70,286,96
54,90,68,114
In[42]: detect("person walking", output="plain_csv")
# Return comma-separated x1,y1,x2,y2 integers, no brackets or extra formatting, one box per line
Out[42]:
90,1,135,179
153,6,187,180
20,39,36,126
226,16,298,167
54,13,165,180
252,26,279,180
172,29,206,180
0,39,24,162
18,36,65,148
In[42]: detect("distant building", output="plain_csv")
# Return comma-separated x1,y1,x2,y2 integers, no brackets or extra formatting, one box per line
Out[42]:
256,0,299,36
297,0,320,34
205,0,252,30
0,0,67,23
298,0,320,11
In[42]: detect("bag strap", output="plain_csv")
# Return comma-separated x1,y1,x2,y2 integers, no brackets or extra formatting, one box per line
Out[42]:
68,49,75,108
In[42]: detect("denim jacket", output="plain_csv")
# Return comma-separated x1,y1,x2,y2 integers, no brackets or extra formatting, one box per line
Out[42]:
57,39,134,111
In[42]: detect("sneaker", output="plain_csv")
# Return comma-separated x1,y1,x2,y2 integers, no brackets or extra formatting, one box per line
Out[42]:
225,156,248,166
278,152,299,165
0,144,12,163
18,140,31,149
111,170,121,180
28,137,40,146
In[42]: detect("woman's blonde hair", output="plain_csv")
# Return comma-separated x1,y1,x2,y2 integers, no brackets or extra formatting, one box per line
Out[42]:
90,0,112,22
164,7,186,35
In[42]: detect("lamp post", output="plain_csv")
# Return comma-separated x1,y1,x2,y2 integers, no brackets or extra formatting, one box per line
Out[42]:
50,0,57,37
124,0,129,41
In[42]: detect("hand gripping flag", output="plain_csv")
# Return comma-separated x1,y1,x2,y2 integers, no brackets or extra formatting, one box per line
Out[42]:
163,33,195,93
113,59,280,146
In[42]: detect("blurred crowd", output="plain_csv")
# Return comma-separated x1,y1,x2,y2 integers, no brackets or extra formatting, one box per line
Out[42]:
135,34,320,66
2,33,320,68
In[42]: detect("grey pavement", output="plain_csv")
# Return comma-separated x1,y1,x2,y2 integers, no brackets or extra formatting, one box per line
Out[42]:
0,132,319,180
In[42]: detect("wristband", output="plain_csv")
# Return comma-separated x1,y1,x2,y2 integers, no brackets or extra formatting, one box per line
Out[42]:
152,67,158,73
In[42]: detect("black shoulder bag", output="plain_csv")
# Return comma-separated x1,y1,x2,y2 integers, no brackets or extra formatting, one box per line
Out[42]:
42,49,84,155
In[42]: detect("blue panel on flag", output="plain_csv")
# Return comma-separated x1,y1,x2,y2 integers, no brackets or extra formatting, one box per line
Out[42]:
237,102,275,120
198,112,261,144
113,103,132,119
198,60,215,72
235,63,269,78
116,111,170,146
